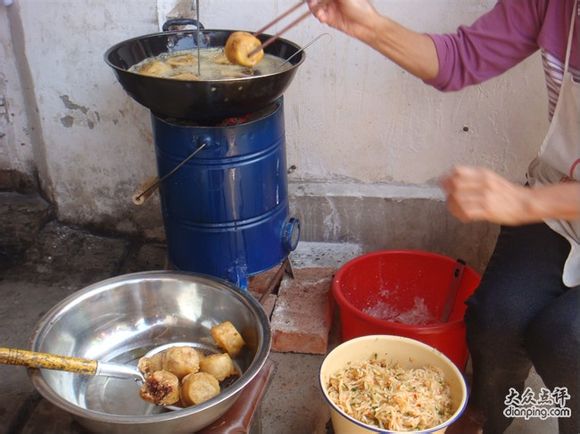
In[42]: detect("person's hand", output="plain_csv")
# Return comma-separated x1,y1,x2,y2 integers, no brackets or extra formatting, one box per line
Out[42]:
440,166,533,225
307,0,379,39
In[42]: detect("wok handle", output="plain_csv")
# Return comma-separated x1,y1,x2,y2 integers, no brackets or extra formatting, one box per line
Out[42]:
0,347,98,375
162,18,205,32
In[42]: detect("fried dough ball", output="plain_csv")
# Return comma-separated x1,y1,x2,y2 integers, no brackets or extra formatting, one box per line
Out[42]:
139,370,180,406
162,346,202,380
224,31,264,67
166,53,196,67
170,72,200,81
211,321,246,357
213,53,232,65
138,352,165,375
139,60,173,78
181,372,221,406
199,353,236,382
218,67,255,78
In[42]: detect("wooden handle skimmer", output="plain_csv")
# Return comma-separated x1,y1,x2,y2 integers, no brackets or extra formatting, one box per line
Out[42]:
0,347,98,375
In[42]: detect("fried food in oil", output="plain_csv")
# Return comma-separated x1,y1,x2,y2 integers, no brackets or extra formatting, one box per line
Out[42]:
171,72,200,81
166,53,196,67
138,60,173,77
213,53,232,65
224,31,264,67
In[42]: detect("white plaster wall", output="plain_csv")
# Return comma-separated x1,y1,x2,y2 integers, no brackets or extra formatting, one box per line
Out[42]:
7,0,163,233
194,0,549,186
2,0,549,232
0,5,35,178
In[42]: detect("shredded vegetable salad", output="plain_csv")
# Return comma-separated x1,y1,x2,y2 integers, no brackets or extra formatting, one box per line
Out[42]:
327,355,453,431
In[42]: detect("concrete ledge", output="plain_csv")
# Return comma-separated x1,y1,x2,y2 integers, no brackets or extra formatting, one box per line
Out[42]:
289,181,499,274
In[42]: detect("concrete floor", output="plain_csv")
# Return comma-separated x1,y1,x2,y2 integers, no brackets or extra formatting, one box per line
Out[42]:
0,191,556,434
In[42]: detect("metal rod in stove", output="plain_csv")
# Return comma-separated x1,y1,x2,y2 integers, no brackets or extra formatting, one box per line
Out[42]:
196,0,201,76
132,142,207,205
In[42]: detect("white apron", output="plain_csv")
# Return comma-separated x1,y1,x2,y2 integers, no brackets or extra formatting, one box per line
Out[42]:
528,0,580,287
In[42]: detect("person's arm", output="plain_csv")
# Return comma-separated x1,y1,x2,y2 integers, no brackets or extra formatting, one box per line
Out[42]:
441,166,580,225
308,0,546,91
308,0,439,80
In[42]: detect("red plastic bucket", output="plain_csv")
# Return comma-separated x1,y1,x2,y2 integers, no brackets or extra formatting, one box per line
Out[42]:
332,250,481,370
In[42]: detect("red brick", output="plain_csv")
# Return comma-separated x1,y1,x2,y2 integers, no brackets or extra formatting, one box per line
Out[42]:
248,290,278,319
291,267,336,281
270,268,335,354
260,293,278,319
248,265,284,295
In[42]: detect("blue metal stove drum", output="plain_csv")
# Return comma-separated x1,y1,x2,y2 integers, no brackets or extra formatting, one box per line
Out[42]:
105,20,305,288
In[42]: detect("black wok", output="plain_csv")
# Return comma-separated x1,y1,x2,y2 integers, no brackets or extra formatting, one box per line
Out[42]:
104,19,305,121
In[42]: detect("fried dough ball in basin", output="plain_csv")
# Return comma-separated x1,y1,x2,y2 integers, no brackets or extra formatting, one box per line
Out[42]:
139,370,180,406
181,372,221,406
224,31,264,67
211,321,246,357
199,353,236,382
138,352,165,375
162,346,202,380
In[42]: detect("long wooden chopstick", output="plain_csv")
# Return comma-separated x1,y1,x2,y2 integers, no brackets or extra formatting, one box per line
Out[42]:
253,1,305,36
247,0,334,58
249,9,312,57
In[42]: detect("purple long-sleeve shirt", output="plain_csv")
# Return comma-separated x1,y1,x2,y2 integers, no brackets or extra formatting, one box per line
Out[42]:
426,0,580,92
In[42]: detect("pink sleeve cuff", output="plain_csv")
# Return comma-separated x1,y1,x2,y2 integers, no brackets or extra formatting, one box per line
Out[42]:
422,33,452,91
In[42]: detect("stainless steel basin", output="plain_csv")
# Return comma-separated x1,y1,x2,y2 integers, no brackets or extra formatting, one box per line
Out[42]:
29,271,271,433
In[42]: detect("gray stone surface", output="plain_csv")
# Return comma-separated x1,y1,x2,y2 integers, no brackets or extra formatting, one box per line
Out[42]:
3,221,128,286
120,242,167,274
0,199,129,434
263,353,329,434
0,192,53,268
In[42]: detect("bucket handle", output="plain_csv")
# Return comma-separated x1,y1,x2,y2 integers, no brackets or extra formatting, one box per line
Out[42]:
132,142,207,205
439,258,466,322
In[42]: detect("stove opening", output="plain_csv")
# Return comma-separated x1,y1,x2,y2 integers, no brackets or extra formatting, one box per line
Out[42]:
158,102,279,128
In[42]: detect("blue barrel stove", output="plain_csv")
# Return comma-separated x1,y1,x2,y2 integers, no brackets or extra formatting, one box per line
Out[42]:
153,101,300,288
105,20,305,288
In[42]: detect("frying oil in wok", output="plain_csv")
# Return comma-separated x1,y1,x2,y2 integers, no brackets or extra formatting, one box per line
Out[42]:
129,48,290,81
